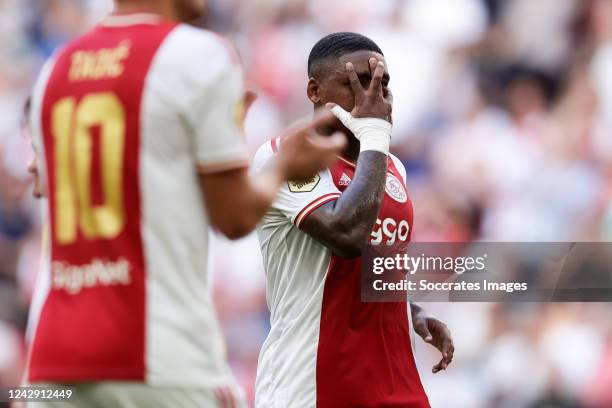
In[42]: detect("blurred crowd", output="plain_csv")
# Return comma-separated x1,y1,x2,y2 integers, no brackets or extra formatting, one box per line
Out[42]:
1,0,611,407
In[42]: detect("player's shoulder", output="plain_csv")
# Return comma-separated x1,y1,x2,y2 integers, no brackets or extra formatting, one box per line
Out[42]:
389,153,407,183
162,24,239,69
151,24,241,95
166,24,224,48
252,138,280,174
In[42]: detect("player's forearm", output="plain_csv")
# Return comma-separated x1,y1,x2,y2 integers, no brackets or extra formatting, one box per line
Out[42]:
200,162,286,240
330,151,387,238
301,151,387,257
222,165,286,239
244,165,285,223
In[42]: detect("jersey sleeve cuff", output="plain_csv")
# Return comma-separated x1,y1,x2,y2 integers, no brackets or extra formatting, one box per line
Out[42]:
294,193,341,228
196,156,250,174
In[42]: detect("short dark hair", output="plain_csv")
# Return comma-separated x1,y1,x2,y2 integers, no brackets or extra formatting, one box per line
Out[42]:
307,32,383,77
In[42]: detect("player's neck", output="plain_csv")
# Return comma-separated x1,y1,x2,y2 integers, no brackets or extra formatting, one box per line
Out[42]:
115,0,178,21
342,137,360,163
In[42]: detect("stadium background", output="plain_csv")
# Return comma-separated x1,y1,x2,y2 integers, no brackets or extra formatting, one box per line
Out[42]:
0,0,611,407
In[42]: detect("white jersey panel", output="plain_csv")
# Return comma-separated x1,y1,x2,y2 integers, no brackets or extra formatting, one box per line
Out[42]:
252,142,337,407
140,24,245,386
390,153,407,183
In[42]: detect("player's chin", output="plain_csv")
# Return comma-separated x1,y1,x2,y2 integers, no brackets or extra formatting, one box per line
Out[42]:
317,118,346,137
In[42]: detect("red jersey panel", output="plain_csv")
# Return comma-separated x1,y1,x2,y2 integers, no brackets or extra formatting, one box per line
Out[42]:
316,157,429,407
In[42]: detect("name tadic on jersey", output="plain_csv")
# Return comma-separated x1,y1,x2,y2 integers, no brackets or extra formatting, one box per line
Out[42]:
371,217,411,246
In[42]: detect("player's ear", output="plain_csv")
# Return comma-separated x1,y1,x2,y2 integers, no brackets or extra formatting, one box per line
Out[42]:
307,78,321,104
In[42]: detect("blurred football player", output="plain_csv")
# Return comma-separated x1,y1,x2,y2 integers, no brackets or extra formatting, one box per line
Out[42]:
26,0,344,406
252,32,454,407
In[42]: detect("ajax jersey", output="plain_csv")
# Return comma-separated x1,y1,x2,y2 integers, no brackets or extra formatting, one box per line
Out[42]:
28,14,248,386
253,139,430,407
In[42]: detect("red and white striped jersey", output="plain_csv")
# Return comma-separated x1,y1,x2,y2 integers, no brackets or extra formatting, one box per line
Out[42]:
252,139,430,407
28,14,247,386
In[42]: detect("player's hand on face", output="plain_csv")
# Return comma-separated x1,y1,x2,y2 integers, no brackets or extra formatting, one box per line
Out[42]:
412,315,454,373
331,57,392,123
383,81,393,124
277,111,347,181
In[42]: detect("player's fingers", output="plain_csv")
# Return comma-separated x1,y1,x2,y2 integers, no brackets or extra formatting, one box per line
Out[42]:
369,57,377,75
345,62,364,99
413,320,433,343
368,60,385,95
432,358,448,374
368,57,382,98
224,387,236,408
442,337,454,361
440,325,453,351
214,387,225,408
215,387,232,408
368,57,378,83
227,387,236,408
384,84,393,123
385,88,394,110
214,387,223,407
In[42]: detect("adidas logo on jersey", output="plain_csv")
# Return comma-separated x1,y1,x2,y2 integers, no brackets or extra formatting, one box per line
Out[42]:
338,173,352,186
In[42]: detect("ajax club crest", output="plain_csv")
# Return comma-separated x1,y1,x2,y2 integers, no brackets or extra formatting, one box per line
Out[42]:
385,173,407,203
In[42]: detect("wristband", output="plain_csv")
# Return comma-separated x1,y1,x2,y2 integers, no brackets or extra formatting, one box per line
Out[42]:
354,118,392,154
330,106,392,154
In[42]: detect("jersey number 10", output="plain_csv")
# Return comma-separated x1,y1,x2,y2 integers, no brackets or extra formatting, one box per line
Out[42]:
51,92,126,244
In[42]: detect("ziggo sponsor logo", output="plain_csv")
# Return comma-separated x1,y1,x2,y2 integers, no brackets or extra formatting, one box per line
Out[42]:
370,217,410,245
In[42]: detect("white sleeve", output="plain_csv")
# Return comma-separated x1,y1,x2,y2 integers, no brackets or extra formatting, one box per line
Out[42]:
167,25,249,172
252,139,341,228
390,153,408,183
